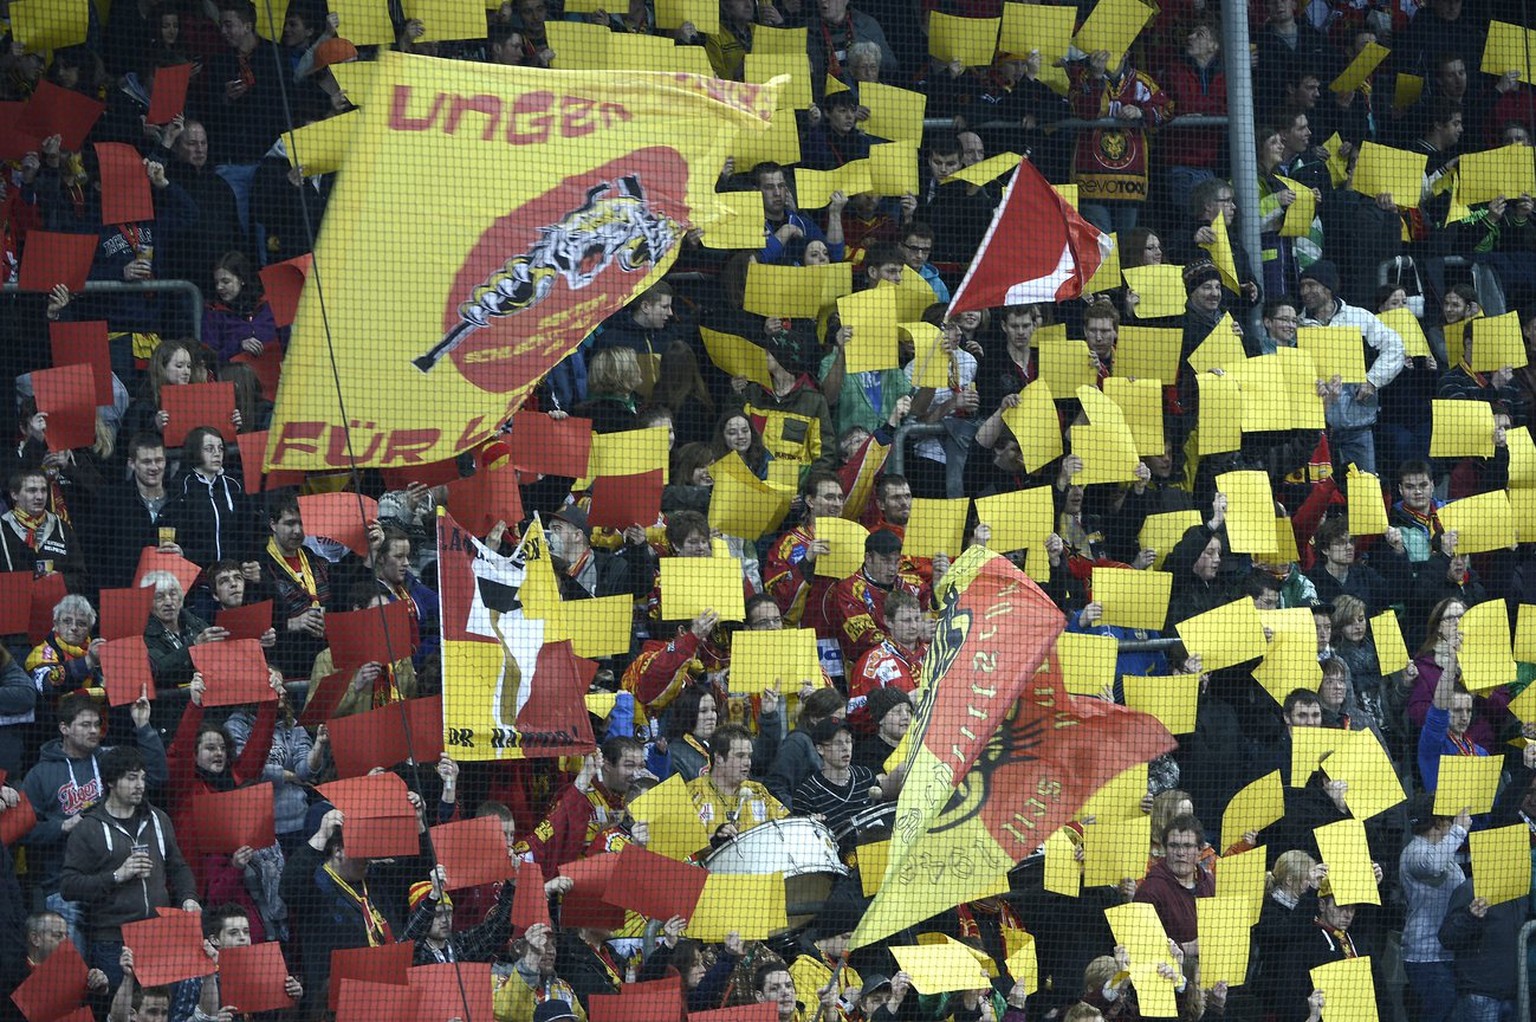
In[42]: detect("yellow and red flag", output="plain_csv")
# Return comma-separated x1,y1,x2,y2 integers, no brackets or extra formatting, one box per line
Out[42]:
852,547,1176,947
268,52,775,470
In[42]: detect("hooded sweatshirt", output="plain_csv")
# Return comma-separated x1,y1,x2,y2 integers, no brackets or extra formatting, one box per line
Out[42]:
59,797,197,942
165,469,254,566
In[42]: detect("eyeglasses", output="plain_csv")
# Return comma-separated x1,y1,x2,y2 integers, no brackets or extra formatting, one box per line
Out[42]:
902,242,933,255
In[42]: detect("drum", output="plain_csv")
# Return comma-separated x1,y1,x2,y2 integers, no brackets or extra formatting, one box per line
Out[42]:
704,818,847,928
833,803,896,853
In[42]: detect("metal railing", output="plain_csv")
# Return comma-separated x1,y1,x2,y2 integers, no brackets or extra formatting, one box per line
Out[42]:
887,422,944,477
924,114,1231,133
5,279,206,342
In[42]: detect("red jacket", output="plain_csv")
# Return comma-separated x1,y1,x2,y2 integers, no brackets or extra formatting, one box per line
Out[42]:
821,569,930,665
1159,56,1226,169
1133,857,1215,945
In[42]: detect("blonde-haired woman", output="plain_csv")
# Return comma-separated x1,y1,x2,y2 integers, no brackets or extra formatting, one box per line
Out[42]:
1252,850,1327,1009
576,347,644,434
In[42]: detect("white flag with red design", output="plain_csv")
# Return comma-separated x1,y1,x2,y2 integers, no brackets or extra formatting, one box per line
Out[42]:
947,158,1113,313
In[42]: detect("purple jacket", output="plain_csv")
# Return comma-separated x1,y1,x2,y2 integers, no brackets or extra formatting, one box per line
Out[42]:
202,300,279,362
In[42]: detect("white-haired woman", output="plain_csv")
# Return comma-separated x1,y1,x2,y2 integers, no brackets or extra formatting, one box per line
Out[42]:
141,570,227,688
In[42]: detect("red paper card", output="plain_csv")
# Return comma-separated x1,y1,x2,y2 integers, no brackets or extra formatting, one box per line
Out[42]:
121,910,213,987
340,813,420,859
510,411,593,478
30,363,97,452
444,464,523,537
9,928,86,1022
146,64,193,125
297,671,347,728
99,636,154,706
318,772,413,820
603,843,708,922
326,695,443,779
403,694,444,766
558,854,625,930
690,1005,778,1022
328,945,413,1011
190,639,274,706
327,599,415,674
135,547,204,590
258,254,310,328
588,469,663,530
336,978,419,1022
96,143,154,225
590,977,685,1022
162,381,237,445
237,430,304,493
429,816,518,890
29,572,67,646
408,963,492,1022
0,572,30,635
214,600,274,641
98,586,153,641
50,320,113,407
19,231,97,293
193,781,276,853
380,459,461,490
232,344,283,403
0,792,37,844
298,492,379,556
511,862,553,931
216,941,293,1014
21,82,105,152
0,100,39,162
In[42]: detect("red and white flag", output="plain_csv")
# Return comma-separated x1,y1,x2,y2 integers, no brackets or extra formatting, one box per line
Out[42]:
947,158,1112,313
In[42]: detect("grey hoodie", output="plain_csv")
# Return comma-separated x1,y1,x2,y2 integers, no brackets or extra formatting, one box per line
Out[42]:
60,797,197,942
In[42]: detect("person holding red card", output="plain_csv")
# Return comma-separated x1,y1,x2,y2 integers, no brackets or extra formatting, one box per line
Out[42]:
0,468,90,594
4,396,110,527
141,571,227,689
178,904,303,1018
25,592,105,716
122,340,212,445
201,251,280,365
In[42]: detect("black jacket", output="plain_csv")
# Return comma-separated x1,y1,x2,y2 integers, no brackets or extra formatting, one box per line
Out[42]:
164,469,256,567
60,798,198,941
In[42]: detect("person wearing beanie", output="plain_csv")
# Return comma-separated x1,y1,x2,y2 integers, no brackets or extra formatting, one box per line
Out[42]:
821,529,934,669
1297,258,1406,474
854,686,913,772
402,867,516,965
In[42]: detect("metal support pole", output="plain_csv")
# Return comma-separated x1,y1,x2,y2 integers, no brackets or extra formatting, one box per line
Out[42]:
1221,0,1263,337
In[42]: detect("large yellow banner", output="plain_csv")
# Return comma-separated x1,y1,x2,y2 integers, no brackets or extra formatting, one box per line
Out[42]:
268,52,775,469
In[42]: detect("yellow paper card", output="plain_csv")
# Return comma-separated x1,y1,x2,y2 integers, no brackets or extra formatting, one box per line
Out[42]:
405,0,491,41
688,872,787,939
1002,381,1064,473
589,426,669,479
1254,516,1302,568
1187,313,1246,374
1080,763,1147,823
1370,611,1409,674
796,162,875,208
11,0,90,51
698,191,765,250
1054,181,1078,206
1177,598,1268,673
948,152,1021,187
1196,897,1252,986
1138,511,1201,571
565,594,636,658
1438,489,1515,555
1103,377,1164,456
1072,0,1155,68
858,838,890,895
752,24,807,54
331,0,396,44
1471,824,1533,905
1123,264,1187,319
1377,307,1431,357
1216,470,1280,554
1482,21,1536,84
868,141,920,196
1515,604,1536,663
1276,175,1317,238
1392,72,1425,110
1043,827,1082,896
731,104,801,171
282,111,359,174
1056,632,1118,698
1297,325,1367,383
1470,311,1528,372
1069,423,1141,485
745,262,849,318
1231,355,1289,433
1082,232,1122,295
1430,398,1496,459
709,452,792,539
329,60,377,104
1104,902,1178,1018
1200,212,1241,293
1347,465,1388,536
1197,371,1243,456
1457,144,1536,206
1274,347,1327,429
660,557,746,622
1082,814,1151,887
1508,426,1536,487
1310,958,1378,1020
1000,2,1075,61
745,52,812,110
903,322,950,388
1039,338,1098,395
1324,730,1406,820
701,327,771,388
1313,818,1380,905
629,774,712,861
888,267,941,322
731,628,820,694
928,13,1000,66
813,516,870,579
839,290,901,373
1222,771,1284,846
1215,844,1268,924
1321,132,1349,187
584,692,618,719
891,944,991,994
1458,597,1515,693
1433,754,1503,814
1352,141,1428,208
1003,932,1038,994
974,485,1054,556
903,498,970,559
546,21,609,67
1113,326,1182,385
1123,672,1199,734
1092,567,1171,631
860,82,927,144
656,0,719,34
1331,40,1389,92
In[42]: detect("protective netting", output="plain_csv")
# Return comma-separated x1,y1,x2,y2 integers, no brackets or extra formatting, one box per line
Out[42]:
4,3,1536,1022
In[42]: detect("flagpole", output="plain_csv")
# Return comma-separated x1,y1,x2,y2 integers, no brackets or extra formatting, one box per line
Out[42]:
1222,0,1263,337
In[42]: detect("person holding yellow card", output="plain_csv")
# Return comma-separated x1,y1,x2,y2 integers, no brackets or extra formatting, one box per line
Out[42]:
1436,285,1521,415
1416,629,1490,796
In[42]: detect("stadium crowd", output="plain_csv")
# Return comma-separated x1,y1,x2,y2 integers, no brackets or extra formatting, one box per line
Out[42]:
3,1,1536,1022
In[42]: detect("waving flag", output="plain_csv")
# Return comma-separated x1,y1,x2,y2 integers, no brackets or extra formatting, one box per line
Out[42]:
947,157,1113,313
852,547,1175,948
